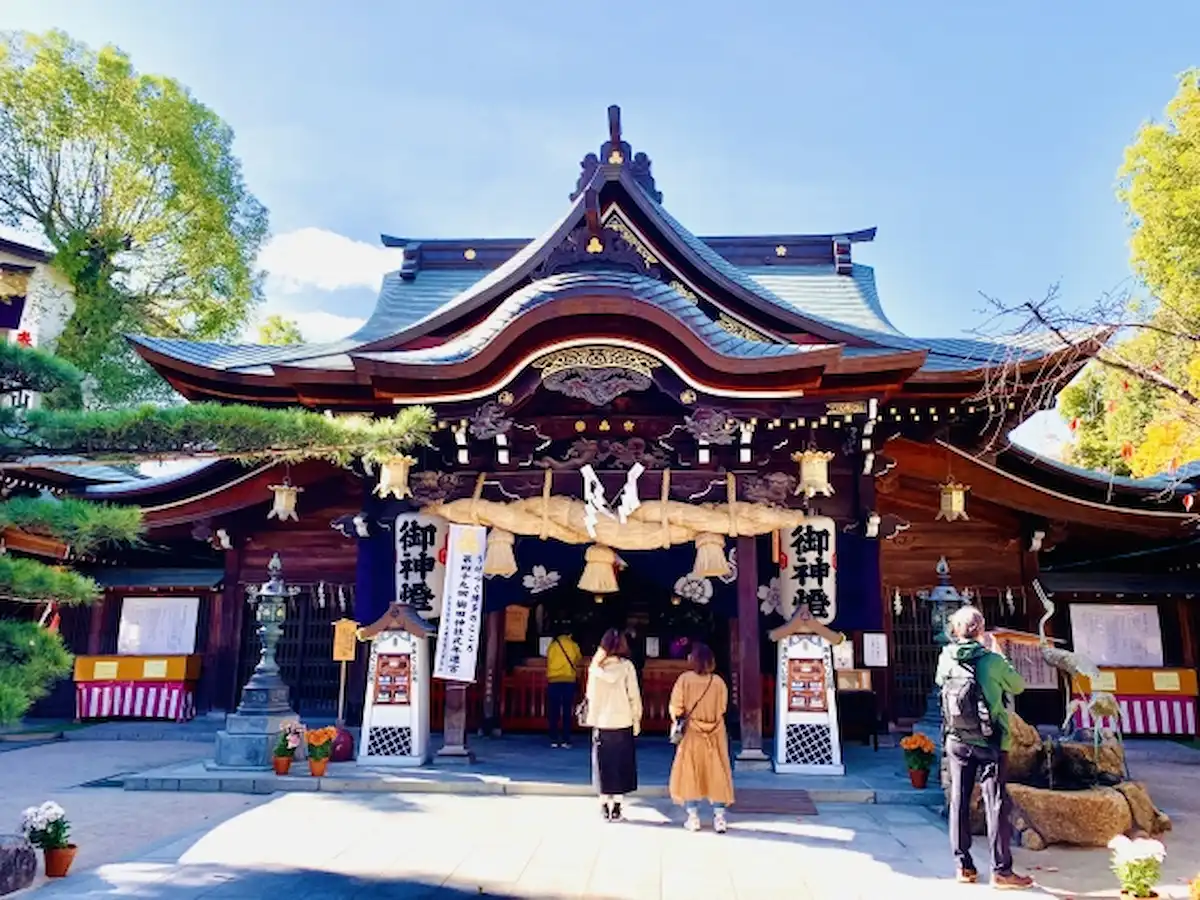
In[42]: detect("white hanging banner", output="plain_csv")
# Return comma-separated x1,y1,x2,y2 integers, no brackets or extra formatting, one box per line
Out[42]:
432,524,487,683
395,513,448,619
778,517,838,625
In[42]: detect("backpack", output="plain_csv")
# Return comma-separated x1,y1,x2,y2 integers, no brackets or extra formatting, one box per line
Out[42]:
940,657,995,743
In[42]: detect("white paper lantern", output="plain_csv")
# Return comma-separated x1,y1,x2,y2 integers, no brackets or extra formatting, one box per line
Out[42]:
267,482,303,521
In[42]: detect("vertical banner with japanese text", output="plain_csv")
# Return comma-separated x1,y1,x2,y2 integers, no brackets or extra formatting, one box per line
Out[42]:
778,517,837,624
432,524,487,683
395,513,448,619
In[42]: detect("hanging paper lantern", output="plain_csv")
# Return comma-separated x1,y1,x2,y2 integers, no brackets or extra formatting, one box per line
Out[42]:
791,449,836,498
374,454,418,499
935,480,969,522
267,482,303,521
1184,494,1195,513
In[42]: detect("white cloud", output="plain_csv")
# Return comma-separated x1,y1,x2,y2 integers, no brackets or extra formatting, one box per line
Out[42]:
258,227,402,294
1011,410,1071,460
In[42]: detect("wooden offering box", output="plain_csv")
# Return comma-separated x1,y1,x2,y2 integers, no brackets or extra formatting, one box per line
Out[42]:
1070,668,1198,736
73,654,202,723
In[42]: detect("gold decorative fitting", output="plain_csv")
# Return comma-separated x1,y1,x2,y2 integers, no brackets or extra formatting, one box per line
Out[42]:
623,421,635,432
574,420,586,433
603,211,660,266
533,346,661,380
497,391,515,407
791,450,836,499
668,279,699,302
825,401,868,416
936,480,970,522
775,245,788,257
586,237,604,254
679,389,697,405
608,150,624,165
598,420,611,432
463,248,477,260
716,313,773,343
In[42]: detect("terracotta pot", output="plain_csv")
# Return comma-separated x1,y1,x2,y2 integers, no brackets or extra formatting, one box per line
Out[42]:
908,768,929,789
43,845,77,878
272,755,293,776
309,757,329,777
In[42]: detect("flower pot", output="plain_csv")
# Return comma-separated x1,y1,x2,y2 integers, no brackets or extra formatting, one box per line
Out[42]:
43,845,77,878
908,768,929,789
272,756,293,776
309,757,329,777
1119,893,1158,900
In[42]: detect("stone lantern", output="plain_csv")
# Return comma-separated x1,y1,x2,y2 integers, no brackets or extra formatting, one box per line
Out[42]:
913,557,973,740
212,553,301,769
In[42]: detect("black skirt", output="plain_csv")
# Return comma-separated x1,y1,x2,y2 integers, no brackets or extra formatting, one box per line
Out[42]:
592,726,638,795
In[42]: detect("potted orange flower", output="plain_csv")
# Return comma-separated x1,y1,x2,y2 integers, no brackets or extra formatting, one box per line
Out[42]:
900,732,936,789
306,726,337,776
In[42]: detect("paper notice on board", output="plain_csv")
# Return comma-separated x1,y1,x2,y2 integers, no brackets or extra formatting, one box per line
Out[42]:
863,633,888,668
1153,671,1181,692
93,660,118,680
142,659,168,678
1094,671,1118,692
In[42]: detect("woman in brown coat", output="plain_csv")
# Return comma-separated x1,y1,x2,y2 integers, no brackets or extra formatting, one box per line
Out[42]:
668,642,734,832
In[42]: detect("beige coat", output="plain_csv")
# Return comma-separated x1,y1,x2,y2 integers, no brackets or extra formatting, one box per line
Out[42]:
668,672,734,805
585,655,643,734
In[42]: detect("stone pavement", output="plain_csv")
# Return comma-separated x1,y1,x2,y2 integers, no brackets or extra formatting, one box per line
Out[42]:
22,793,1047,900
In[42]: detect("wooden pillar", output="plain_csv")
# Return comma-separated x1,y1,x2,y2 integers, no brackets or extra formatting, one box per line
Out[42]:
735,534,769,765
86,593,107,655
481,610,504,736
220,543,245,712
1180,599,1196,669
437,683,474,762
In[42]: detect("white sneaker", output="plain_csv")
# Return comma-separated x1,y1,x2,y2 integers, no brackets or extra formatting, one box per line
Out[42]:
684,811,701,832
713,811,727,834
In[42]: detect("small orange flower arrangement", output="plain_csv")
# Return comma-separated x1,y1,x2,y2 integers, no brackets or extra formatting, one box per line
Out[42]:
305,726,337,775
900,732,936,772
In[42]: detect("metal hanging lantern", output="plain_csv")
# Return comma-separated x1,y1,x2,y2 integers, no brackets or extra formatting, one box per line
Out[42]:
936,479,969,522
375,454,418,499
791,449,836,498
267,481,303,521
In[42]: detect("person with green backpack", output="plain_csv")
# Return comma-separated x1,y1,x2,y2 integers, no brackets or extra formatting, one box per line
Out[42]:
935,605,1033,891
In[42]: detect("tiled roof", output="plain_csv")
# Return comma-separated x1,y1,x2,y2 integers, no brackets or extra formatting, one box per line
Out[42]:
355,269,821,367
744,265,902,337
348,269,492,344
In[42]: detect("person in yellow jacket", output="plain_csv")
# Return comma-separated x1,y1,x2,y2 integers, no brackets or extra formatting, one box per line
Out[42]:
546,628,582,748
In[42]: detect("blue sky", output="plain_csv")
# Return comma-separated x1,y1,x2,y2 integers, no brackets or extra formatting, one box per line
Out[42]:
6,0,1200,455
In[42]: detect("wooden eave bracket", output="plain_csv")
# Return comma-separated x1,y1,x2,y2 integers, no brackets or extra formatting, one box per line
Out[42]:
356,601,436,640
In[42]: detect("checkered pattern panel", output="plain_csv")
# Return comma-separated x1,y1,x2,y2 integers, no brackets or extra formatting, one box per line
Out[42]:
365,726,413,757
785,723,834,766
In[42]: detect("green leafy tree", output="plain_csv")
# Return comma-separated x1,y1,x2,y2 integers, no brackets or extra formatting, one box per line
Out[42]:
258,314,304,346
974,71,1200,478
0,29,269,406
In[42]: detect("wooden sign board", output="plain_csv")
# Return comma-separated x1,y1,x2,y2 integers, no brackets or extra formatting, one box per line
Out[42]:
373,653,411,705
332,618,359,662
787,658,828,713
504,605,530,643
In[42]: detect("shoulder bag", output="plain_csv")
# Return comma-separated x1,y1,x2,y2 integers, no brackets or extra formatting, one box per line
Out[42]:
669,675,714,745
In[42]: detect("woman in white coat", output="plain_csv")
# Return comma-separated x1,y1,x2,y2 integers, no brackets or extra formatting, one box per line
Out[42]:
585,627,644,821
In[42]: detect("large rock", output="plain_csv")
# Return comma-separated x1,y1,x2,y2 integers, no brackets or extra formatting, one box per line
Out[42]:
964,782,1170,851
1005,712,1125,785
0,834,36,896
1006,713,1043,782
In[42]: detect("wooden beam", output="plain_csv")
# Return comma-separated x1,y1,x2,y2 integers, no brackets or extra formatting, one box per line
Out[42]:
734,535,769,766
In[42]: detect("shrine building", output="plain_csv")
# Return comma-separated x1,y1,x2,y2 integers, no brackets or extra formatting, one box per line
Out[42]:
32,107,1200,765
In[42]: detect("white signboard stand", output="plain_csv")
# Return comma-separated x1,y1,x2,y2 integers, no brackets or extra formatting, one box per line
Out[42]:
358,628,430,767
774,634,844,775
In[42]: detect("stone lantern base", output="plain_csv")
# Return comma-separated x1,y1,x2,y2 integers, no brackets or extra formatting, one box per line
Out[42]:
210,682,298,770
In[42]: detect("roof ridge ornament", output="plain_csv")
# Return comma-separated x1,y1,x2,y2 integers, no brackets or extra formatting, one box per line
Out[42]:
570,105,662,204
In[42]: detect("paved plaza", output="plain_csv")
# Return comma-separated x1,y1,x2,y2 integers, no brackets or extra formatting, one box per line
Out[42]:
1,738,1199,898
